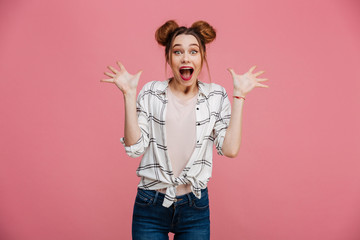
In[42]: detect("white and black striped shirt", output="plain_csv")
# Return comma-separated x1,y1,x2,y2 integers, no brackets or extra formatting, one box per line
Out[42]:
120,79,231,207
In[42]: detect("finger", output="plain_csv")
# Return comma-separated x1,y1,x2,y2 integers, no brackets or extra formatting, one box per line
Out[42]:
227,68,236,79
107,65,118,74
100,78,114,83
256,82,269,88
248,65,257,73
253,70,265,77
135,70,143,78
257,78,269,82
104,71,115,78
117,61,126,72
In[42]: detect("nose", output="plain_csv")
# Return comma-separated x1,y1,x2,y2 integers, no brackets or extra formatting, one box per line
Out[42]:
181,52,190,63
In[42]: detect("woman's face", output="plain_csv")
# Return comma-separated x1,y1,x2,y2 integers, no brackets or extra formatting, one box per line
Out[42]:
169,34,203,88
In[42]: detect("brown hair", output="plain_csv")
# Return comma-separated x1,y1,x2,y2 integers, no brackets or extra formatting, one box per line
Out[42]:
155,20,216,81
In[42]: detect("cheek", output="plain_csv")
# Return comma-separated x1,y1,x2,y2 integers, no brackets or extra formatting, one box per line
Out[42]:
197,56,203,66
196,59,203,70
171,55,180,65
170,65,179,75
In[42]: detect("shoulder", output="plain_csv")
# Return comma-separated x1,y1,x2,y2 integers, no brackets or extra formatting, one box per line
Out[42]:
137,80,168,104
198,81,228,98
140,80,168,92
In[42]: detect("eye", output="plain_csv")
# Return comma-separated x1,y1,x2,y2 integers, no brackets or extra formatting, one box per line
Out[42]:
190,50,198,54
173,50,182,55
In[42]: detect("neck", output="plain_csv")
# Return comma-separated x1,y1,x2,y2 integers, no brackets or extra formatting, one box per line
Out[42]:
169,78,198,97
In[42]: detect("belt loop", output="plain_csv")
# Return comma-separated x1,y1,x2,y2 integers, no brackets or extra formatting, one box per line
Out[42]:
153,190,159,205
186,193,192,206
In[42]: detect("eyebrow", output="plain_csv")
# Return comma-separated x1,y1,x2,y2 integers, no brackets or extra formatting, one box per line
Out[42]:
173,43,199,48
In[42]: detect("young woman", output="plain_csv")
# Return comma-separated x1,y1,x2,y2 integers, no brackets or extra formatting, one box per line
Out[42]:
101,20,269,240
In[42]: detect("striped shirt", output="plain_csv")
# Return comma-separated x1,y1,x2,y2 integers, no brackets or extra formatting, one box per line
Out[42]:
120,79,231,207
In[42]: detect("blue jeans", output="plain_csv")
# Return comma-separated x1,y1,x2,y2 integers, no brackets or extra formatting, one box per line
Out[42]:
132,187,210,240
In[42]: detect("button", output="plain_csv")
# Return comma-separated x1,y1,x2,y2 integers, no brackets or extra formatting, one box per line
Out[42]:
196,108,199,110
197,140,199,143
197,123,200,126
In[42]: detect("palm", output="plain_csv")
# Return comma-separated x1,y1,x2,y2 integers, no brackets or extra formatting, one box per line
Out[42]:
101,61,142,95
228,66,269,96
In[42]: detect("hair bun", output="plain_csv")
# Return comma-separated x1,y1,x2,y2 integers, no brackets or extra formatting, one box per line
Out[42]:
155,20,179,46
191,21,216,44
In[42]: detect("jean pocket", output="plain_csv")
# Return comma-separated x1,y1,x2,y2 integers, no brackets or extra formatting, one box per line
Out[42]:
135,189,153,206
192,193,209,210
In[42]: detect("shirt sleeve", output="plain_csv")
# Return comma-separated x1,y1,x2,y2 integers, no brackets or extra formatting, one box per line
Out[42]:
213,87,231,156
120,85,150,158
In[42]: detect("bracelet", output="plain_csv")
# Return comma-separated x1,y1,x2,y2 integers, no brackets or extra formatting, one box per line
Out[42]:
233,96,246,100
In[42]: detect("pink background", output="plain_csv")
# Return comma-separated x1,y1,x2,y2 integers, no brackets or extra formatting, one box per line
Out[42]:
1,0,359,239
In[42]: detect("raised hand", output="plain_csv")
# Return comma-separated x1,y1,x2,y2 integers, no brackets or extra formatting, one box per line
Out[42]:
100,61,142,95
227,66,269,97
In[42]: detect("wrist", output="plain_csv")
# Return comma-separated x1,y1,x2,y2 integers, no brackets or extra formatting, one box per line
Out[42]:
233,96,246,102
123,90,137,100
233,90,246,98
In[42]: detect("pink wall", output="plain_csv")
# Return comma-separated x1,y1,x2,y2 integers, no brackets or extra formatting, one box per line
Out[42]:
1,0,359,239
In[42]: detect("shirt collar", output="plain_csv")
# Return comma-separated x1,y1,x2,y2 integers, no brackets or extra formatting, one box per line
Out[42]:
156,79,210,97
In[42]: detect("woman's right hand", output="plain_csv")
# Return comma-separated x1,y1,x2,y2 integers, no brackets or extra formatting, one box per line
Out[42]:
101,61,142,96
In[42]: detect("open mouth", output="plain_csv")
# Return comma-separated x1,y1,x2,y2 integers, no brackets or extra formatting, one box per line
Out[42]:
179,67,194,81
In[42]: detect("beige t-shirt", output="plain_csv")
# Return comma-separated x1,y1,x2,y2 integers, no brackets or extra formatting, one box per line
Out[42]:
165,87,197,195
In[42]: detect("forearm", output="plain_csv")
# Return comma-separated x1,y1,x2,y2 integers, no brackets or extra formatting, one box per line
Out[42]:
222,92,245,158
123,91,141,146
222,65,269,157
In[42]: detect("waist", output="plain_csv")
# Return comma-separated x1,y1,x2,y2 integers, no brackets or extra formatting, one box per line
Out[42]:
137,187,208,205
156,184,192,195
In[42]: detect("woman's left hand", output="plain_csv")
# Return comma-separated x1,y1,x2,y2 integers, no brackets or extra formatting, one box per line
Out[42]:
227,66,269,97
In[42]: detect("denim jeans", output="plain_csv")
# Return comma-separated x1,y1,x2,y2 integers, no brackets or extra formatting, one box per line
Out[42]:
132,187,210,240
